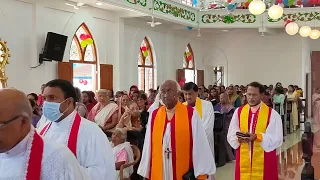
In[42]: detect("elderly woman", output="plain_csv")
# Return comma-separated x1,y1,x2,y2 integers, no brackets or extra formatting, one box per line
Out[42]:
112,128,134,180
87,89,119,132
117,101,142,131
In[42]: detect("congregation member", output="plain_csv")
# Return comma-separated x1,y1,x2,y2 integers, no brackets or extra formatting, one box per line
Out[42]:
147,93,164,114
273,87,285,117
0,88,88,180
27,92,38,102
37,79,116,180
37,84,46,107
178,91,185,103
74,87,88,118
138,80,215,180
313,87,320,125
87,89,119,132
116,101,142,131
29,99,41,127
182,82,216,179
129,85,139,99
227,82,283,180
228,85,242,108
209,88,219,107
214,93,235,161
112,128,134,180
137,93,150,136
287,85,299,131
81,91,95,113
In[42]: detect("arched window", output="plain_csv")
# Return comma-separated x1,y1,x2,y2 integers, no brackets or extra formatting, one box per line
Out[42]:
138,37,154,92
69,23,98,92
183,44,196,83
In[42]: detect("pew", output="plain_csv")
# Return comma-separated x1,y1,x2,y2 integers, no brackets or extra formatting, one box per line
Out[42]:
214,112,227,167
301,122,314,180
274,103,287,137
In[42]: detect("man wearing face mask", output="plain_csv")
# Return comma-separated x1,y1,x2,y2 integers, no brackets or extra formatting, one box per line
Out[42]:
227,82,283,180
36,79,116,180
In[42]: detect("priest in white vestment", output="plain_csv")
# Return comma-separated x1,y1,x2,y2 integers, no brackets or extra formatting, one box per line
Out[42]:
182,82,216,179
138,80,215,180
0,88,88,180
227,82,283,180
111,128,134,180
36,79,116,180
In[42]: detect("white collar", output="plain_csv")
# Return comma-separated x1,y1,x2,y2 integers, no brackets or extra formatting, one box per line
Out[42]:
0,126,33,158
50,111,77,131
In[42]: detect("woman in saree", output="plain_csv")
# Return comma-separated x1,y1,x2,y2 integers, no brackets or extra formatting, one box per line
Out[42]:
214,93,235,162
312,88,320,125
287,85,299,131
87,89,119,132
227,85,242,108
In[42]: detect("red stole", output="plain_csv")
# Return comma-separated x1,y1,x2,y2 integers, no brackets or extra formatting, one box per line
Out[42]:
235,106,278,180
40,113,81,157
26,131,44,180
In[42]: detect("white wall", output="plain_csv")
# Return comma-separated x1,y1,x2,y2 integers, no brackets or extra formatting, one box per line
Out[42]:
0,0,119,93
120,19,211,90
204,29,304,87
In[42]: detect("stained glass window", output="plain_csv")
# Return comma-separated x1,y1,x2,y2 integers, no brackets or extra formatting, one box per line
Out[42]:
69,23,97,63
183,44,196,83
138,37,154,91
69,23,98,92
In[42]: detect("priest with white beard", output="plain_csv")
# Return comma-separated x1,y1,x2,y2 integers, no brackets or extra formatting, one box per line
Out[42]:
138,80,215,180
37,79,116,180
182,82,216,180
0,88,89,180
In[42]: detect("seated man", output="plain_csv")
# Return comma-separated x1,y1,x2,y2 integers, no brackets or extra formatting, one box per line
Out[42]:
112,128,134,180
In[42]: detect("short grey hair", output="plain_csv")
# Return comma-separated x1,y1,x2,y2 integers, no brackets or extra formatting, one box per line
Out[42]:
97,89,108,95
159,80,181,91
114,128,127,141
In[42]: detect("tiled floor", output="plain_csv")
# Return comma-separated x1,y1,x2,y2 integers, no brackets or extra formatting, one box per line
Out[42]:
215,121,320,180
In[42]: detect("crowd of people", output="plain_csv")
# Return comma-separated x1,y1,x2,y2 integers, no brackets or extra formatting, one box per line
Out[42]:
0,79,305,180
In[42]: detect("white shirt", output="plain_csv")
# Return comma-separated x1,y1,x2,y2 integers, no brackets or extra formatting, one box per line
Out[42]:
37,111,116,180
227,107,283,153
0,127,88,180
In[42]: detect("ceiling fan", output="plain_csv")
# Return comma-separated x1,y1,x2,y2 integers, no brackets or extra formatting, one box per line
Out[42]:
65,2,88,9
147,16,162,27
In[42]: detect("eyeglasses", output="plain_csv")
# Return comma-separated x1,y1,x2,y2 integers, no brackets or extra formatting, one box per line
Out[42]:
160,89,177,96
0,116,22,128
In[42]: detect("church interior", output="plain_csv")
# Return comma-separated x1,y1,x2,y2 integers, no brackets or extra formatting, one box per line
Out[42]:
1,0,320,179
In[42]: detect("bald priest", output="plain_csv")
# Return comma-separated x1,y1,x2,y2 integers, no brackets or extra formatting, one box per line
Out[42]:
0,88,89,180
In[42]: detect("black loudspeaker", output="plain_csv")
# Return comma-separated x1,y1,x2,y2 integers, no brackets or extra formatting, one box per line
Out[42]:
41,32,68,62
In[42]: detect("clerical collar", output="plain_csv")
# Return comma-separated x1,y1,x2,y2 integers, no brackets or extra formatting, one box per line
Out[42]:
250,102,261,113
1,126,33,157
50,111,77,132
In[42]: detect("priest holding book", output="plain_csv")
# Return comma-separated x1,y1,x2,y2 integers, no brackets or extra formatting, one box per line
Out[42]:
227,82,283,180
138,80,215,180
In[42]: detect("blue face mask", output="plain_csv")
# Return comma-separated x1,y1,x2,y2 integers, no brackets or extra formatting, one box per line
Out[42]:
43,100,68,122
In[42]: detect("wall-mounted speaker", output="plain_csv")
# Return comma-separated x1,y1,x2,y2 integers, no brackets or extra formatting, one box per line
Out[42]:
40,32,68,63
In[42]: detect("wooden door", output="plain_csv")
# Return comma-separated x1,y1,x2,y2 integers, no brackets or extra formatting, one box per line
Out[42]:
311,52,320,94
306,73,310,117
100,64,113,90
197,70,204,86
58,62,73,83
176,69,185,82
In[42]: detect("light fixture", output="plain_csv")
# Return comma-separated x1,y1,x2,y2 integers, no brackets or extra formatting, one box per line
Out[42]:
299,26,312,37
249,0,266,15
310,29,320,39
268,5,283,19
285,22,299,35
96,1,103,5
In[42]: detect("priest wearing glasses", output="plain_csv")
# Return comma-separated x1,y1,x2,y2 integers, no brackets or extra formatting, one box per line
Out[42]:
37,79,116,180
0,88,88,180
138,80,215,180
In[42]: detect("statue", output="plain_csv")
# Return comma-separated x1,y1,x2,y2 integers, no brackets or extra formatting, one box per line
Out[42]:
0,38,10,88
